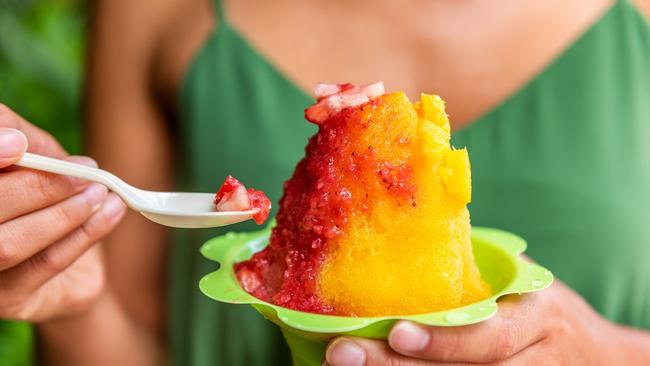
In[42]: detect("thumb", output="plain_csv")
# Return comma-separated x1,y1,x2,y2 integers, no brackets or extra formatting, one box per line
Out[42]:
0,128,28,168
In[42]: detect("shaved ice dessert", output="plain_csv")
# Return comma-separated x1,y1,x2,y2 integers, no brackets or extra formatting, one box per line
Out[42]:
235,82,491,316
214,175,271,225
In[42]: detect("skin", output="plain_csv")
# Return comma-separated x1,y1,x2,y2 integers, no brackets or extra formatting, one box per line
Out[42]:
0,108,126,348
325,282,650,365
0,0,646,364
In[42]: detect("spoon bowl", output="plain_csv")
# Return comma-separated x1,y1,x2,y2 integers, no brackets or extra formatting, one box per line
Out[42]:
136,192,257,228
16,152,257,228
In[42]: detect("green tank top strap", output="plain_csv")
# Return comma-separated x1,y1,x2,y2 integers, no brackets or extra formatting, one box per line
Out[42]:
212,0,225,23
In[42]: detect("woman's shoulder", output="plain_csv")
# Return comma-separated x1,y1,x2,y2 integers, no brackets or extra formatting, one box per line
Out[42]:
154,0,216,104
90,0,216,104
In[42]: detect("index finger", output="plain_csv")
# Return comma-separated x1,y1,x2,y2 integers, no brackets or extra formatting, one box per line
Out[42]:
388,294,547,363
0,156,95,223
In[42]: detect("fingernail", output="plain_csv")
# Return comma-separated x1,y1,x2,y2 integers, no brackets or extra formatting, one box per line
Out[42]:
389,322,430,353
80,184,108,210
64,156,97,186
100,194,126,218
0,128,27,159
326,339,365,366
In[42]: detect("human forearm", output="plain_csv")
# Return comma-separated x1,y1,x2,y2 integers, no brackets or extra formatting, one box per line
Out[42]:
37,290,165,366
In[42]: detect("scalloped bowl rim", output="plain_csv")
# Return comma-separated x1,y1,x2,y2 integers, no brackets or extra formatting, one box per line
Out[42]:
199,226,553,333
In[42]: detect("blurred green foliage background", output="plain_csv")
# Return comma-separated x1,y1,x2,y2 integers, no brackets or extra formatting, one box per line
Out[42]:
0,0,86,153
0,1,86,364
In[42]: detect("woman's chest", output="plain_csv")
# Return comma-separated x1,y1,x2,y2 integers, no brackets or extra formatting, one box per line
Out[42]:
160,0,613,128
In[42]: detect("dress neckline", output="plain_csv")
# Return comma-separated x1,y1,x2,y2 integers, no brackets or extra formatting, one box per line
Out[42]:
182,1,627,133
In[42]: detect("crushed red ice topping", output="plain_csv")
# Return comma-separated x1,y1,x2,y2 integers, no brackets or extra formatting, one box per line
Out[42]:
247,189,271,225
236,82,391,314
305,81,385,124
214,175,271,225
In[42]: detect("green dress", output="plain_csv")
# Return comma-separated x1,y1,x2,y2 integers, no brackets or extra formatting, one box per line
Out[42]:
1,0,648,365
171,1,650,365
173,0,650,365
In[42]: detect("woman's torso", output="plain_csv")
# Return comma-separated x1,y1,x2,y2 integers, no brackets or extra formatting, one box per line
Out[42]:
165,0,650,365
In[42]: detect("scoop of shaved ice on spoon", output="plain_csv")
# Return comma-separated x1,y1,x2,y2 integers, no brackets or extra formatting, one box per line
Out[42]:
214,175,271,225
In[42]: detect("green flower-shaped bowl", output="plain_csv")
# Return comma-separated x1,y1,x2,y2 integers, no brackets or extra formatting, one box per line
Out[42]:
199,226,553,366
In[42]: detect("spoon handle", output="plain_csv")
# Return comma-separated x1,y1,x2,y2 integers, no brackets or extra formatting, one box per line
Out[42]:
15,152,135,205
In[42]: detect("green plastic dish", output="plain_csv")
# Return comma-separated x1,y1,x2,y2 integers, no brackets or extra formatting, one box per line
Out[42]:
199,226,553,366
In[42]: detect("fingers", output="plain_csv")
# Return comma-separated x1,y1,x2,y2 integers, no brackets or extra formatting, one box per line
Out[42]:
0,156,97,223
0,183,108,271
0,128,28,167
0,103,66,158
0,194,126,292
325,337,433,366
388,295,547,363
496,338,549,366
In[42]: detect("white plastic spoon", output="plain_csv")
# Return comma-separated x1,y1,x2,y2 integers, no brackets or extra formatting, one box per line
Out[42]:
15,152,256,228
